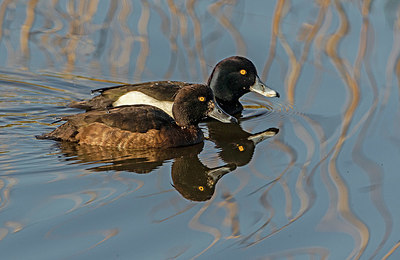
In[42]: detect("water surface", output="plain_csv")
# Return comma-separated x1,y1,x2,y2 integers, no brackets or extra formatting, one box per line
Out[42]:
1,1,400,259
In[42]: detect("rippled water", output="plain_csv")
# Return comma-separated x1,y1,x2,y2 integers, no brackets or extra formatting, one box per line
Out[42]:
1,1,400,259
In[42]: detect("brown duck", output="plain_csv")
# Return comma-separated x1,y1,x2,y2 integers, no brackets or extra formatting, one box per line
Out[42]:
37,84,236,149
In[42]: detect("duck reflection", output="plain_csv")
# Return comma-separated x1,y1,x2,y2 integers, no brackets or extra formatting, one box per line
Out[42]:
57,141,236,201
55,123,278,201
57,141,204,174
171,154,236,201
206,120,279,166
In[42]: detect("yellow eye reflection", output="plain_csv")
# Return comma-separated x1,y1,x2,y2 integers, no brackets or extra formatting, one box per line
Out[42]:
198,186,204,191
237,144,244,152
198,96,206,102
240,69,247,75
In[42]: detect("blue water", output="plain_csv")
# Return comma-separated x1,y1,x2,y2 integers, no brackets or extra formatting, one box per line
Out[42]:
1,1,400,259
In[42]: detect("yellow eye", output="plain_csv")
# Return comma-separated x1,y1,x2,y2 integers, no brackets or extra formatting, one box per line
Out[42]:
198,96,205,102
198,186,204,191
240,69,247,75
237,145,244,152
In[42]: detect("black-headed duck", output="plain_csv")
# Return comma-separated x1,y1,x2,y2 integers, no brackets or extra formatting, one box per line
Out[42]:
70,56,279,116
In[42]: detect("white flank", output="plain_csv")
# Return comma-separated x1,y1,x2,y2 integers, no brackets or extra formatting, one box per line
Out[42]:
113,91,174,117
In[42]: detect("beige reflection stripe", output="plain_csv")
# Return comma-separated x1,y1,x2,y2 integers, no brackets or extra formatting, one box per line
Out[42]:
53,192,94,213
397,56,400,89
105,172,145,206
1,3,16,66
87,228,119,250
150,203,197,223
0,228,7,241
241,139,296,246
64,1,98,73
291,118,315,221
64,1,80,73
303,6,331,110
0,177,18,214
111,0,133,73
294,0,329,107
353,1,393,258
208,0,246,56
45,73,125,85
189,198,221,258
353,0,369,81
133,0,150,81
216,166,252,239
261,0,283,80
0,177,19,241
271,0,298,105
38,2,64,69
94,0,117,68
382,241,400,260
397,6,400,90
174,1,198,79
164,0,179,79
1,74,74,93
171,1,194,79
0,0,13,42
257,247,329,259
2,216,23,235
397,5,400,92
294,114,332,226
20,0,39,66
383,3,400,104
219,192,240,238
325,1,368,259
80,1,99,25
280,178,292,219
288,0,329,105
44,222,119,250
57,228,119,256
187,0,208,80
271,0,328,105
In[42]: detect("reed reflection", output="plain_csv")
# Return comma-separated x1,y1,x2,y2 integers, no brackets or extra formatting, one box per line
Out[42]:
0,0,249,82
2,0,398,258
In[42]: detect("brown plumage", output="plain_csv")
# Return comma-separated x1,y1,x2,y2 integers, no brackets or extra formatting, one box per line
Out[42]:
38,84,236,149
39,106,201,148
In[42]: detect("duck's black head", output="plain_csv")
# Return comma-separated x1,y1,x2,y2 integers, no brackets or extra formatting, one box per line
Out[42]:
172,84,237,128
207,56,279,114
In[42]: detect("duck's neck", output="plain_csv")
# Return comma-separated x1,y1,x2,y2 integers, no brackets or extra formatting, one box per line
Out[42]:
215,97,243,115
172,104,202,128
179,124,199,130
175,124,204,147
